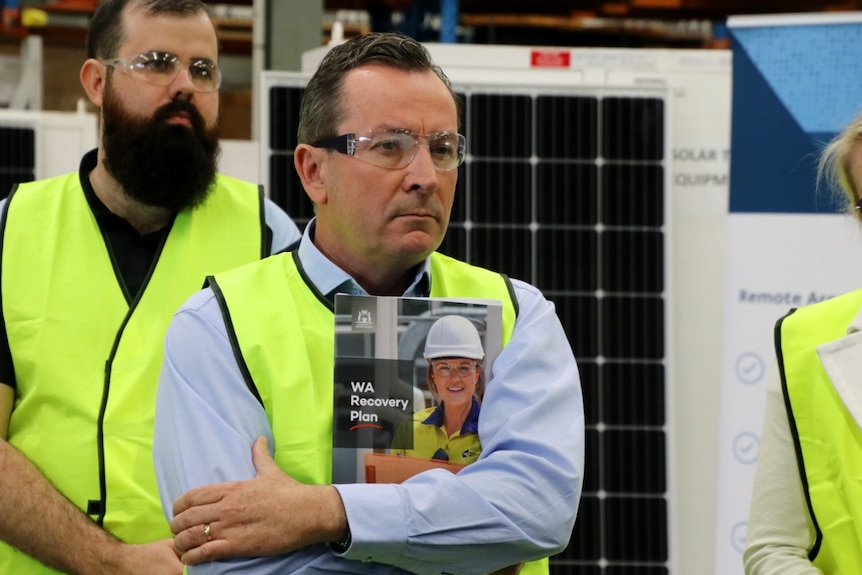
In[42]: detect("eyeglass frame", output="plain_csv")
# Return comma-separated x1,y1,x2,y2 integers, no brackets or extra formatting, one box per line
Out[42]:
311,129,467,172
101,50,222,93
430,360,480,378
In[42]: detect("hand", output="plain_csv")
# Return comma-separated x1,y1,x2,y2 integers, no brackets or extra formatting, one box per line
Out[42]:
111,539,183,575
170,437,347,565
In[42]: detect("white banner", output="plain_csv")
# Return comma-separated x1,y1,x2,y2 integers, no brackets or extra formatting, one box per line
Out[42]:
715,214,862,574
715,12,862,574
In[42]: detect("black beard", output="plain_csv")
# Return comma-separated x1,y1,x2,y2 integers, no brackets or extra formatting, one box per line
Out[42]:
101,83,221,213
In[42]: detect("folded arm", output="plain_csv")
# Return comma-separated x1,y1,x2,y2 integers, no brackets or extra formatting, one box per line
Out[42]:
154,283,584,575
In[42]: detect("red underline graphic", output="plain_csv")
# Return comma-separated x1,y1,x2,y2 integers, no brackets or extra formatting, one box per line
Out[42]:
349,423,384,430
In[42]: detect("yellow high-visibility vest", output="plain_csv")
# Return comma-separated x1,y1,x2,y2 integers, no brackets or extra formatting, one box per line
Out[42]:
778,288,862,574
1,171,265,573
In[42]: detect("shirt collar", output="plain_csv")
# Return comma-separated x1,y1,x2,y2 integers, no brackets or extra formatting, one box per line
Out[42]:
421,398,481,435
298,218,432,305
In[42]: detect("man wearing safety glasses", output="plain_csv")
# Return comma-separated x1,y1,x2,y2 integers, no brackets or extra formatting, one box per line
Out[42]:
0,1,299,574
153,32,584,575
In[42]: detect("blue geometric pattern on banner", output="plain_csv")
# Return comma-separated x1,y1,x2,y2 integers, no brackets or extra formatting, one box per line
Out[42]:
731,24,862,134
729,39,841,214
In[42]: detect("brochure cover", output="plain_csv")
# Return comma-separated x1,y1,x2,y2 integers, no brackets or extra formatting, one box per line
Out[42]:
331,294,502,485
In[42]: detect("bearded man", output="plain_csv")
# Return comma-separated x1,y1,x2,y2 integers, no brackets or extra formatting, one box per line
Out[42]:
0,1,300,574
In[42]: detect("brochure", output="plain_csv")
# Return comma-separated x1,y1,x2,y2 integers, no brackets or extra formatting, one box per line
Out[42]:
331,294,502,484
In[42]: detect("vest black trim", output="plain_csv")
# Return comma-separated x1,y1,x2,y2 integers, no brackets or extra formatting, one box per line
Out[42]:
775,307,822,561
255,187,269,258
0,187,15,388
208,275,263,406
93,221,174,526
501,274,519,319
292,250,333,311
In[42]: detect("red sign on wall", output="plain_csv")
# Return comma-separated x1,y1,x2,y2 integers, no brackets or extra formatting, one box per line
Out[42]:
530,50,571,68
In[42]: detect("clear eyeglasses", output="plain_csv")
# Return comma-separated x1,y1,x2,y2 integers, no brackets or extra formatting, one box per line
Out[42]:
431,361,479,378
312,129,466,171
102,51,221,93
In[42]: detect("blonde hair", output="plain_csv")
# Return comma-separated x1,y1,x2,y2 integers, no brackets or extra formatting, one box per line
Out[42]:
818,112,862,221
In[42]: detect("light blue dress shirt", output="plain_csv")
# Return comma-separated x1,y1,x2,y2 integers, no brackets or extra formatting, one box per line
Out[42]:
154,219,585,575
261,197,302,252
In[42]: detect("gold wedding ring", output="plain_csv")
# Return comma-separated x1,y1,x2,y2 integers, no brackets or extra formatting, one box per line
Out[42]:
203,523,212,541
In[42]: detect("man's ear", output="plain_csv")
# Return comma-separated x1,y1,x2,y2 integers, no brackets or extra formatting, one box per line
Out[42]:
294,144,329,205
80,58,107,108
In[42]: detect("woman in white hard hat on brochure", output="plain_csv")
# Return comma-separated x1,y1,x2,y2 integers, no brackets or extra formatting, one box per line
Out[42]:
391,314,486,464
